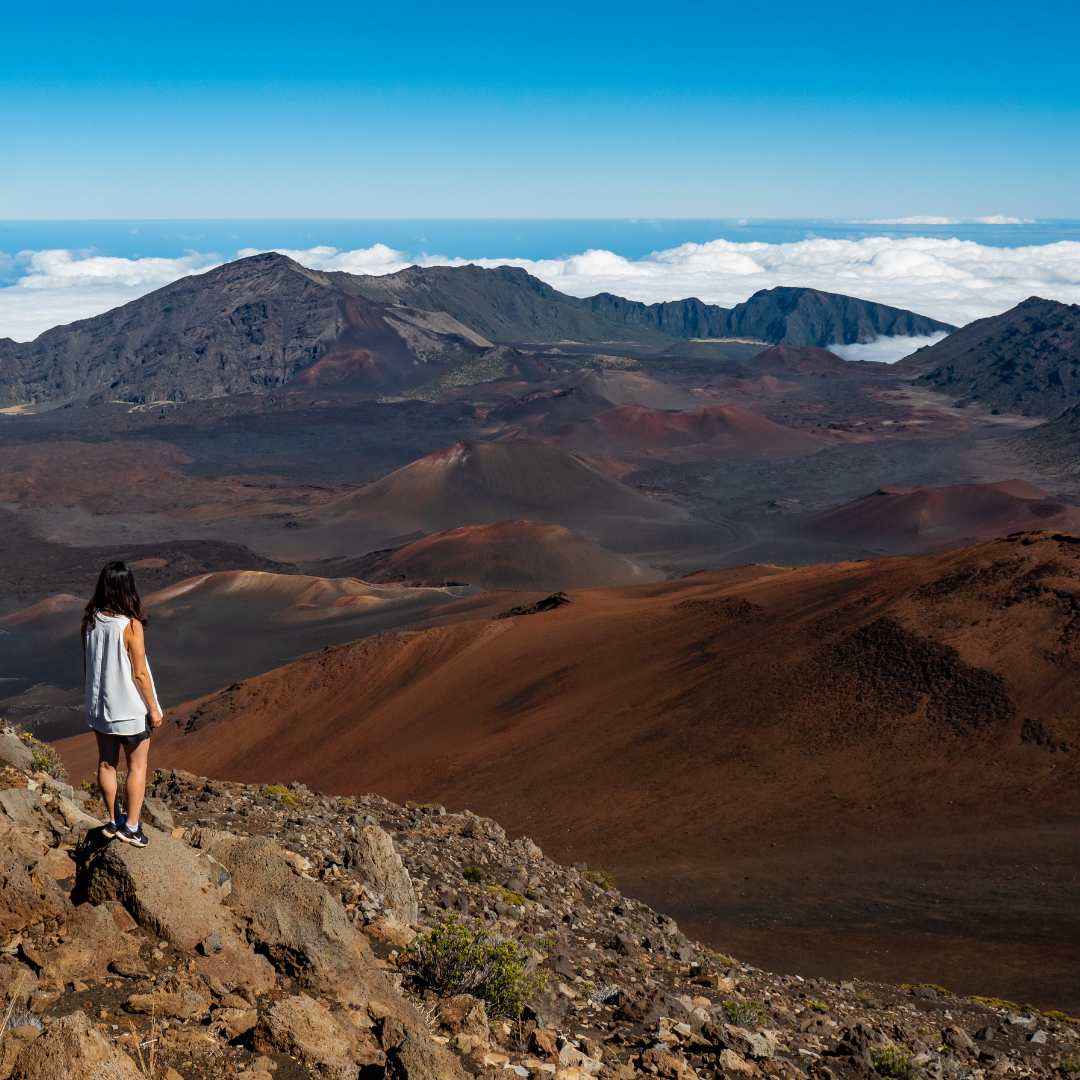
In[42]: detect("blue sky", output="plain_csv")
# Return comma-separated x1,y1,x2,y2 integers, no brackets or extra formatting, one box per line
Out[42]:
2,0,1078,218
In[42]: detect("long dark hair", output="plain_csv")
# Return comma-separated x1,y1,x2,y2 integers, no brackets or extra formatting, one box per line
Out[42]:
82,562,148,638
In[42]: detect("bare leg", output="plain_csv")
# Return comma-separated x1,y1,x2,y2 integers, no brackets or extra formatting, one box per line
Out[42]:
122,738,151,827
94,730,122,821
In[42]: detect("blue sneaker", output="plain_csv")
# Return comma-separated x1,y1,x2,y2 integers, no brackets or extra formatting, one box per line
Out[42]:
102,818,125,839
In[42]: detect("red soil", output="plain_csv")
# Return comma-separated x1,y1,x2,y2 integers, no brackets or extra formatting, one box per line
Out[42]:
803,480,1080,548
373,520,660,591
594,403,825,459
57,532,1080,1004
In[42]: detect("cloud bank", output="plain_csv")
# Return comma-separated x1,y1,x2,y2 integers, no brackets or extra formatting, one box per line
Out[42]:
2,236,1079,344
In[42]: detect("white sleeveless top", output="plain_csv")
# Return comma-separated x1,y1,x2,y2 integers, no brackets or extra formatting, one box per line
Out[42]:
84,614,158,736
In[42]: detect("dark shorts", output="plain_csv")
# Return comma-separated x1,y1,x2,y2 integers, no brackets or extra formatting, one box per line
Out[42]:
116,718,152,746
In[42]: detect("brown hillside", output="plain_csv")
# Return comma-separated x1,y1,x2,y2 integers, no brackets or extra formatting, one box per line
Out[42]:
57,532,1080,1001
803,480,1080,549
358,519,661,591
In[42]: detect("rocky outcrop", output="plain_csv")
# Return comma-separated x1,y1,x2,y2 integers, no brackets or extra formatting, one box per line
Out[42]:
208,834,405,1012
344,826,419,926
9,1011,141,1079
74,826,236,949
252,995,382,1080
0,747,1075,1080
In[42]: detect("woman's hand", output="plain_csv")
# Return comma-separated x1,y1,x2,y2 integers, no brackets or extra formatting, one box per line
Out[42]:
149,708,163,729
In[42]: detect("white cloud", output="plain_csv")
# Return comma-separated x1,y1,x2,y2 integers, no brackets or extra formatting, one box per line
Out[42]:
828,332,951,364
853,216,961,225
0,249,223,342
16,248,221,289
236,243,413,275
3,235,1080,342
974,216,1036,225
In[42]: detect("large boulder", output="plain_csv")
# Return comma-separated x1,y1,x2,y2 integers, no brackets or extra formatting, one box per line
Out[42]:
252,995,383,1080
210,835,404,1011
10,1010,141,1079
73,825,235,949
344,826,419,925
72,826,274,993
0,827,71,936
38,903,131,986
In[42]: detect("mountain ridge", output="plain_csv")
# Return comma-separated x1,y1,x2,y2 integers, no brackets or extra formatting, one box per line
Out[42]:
899,295,1080,417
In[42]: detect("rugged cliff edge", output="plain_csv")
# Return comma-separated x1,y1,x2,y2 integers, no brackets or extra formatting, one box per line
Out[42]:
0,729,1076,1080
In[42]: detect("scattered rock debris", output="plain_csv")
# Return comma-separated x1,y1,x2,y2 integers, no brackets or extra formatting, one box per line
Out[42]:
0,750,1077,1080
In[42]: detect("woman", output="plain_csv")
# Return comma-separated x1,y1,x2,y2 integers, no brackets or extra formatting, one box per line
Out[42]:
83,562,163,847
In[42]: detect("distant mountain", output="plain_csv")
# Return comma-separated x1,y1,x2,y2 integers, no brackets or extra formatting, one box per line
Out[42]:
899,296,1080,417
0,254,958,408
0,253,492,408
581,294,732,338
338,267,952,347
331,264,673,346
583,286,954,346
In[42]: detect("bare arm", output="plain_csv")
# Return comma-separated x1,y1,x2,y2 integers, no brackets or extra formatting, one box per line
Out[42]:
125,620,163,727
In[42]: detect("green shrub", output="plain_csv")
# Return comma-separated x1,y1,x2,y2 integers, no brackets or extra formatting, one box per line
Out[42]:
580,869,615,890
971,996,1020,1011
702,951,735,967
871,1046,916,1080
18,732,67,780
405,915,545,1019
1045,1011,1079,1025
903,982,952,997
725,1000,771,1027
462,865,486,883
263,784,297,806
486,884,527,906
808,1001,830,1014
1057,1055,1080,1073
524,887,542,902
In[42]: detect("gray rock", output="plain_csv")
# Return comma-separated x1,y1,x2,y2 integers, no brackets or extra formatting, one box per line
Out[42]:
140,797,174,832
0,789,44,831
1029,1030,1047,1044
43,778,74,801
210,834,407,1011
344,826,418,925
0,732,34,772
719,1022,775,1060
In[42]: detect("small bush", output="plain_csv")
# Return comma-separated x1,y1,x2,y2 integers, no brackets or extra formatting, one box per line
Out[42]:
405,915,545,1019
580,869,616,891
263,784,297,806
702,951,735,967
486,884,526,906
902,982,952,997
1045,1011,1079,1025
79,780,99,795
725,1000,771,1027
871,1046,917,1080
808,1001,830,1014
971,996,1020,1011
462,865,486,883
1057,1055,1080,1073
18,732,67,780
524,887,542,902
